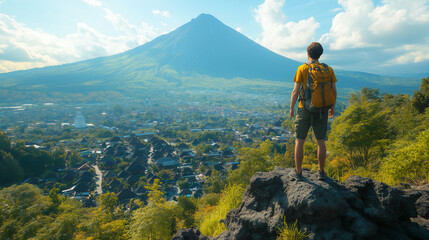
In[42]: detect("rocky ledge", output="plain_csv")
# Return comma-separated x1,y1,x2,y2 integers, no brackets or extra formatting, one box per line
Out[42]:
172,167,429,240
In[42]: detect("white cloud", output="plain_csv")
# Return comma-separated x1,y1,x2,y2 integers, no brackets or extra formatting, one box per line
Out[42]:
0,11,160,73
104,9,158,45
254,0,320,59
321,0,429,66
152,10,171,18
83,0,102,7
235,27,242,33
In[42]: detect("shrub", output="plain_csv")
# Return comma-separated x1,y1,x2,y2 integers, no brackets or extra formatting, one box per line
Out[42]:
277,216,309,240
378,129,429,185
199,184,245,237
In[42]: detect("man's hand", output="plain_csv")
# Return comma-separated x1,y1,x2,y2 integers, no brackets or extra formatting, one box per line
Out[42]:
329,107,335,118
290,108,295,118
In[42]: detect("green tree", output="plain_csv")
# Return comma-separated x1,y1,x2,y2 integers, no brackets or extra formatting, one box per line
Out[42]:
378,129,429,185
49,187,63,212
176,196,197,228
99,192,118,213
0,151,23,185
129,179,177,240
328,99,389,168
199,184,245,237
0,132,11,152
229,140,275,185
411,77,429,113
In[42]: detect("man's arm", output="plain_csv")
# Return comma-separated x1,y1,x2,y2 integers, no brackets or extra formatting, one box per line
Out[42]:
290,82,301,118
329,83,337,118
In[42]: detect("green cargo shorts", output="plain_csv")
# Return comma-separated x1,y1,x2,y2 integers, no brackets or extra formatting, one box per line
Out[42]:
294,108,329,140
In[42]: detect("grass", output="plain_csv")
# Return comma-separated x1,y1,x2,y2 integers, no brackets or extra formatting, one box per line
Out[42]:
277,216,309,240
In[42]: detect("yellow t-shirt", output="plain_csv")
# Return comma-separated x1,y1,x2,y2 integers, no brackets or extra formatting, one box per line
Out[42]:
293,63,337,108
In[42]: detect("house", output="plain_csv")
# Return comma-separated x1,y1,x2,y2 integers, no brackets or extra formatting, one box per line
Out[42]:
104,146,115,156
179,188,193,197
79,138,89,145
125,160,145,175
103,171,116,181
62,182,91,199
61,171,76,182
129,149,148,162
117,188,137,203
118,170,131,179
100,155,114,164
75,174,93,185
177,143,190,150
213,164,225,172
225,162,239,171
150,151,165,162
222,149,234,158
133,186,148,196
160,172,171,181
126,175,139,186
147,175,160,185
114,144,127,157
77,163,92,172
107,179,122,192
191,139,201,146
204,151,220,157
108,136,122,144
155,157,180,168
181,167,194,177
108,179,121,188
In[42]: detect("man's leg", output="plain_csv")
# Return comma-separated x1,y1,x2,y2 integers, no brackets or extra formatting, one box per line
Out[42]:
316,139,326,171
295,138,306,173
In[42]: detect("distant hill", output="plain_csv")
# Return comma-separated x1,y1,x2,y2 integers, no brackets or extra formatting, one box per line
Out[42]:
0,13,421,99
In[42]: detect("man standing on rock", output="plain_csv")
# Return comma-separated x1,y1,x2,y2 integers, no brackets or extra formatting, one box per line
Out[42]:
289,42,337,180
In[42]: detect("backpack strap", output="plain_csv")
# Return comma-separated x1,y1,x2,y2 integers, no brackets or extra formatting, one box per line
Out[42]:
298,63,310,101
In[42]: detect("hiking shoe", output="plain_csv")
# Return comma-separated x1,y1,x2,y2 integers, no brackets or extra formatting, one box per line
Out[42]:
289,169,303,180
318,170,327,180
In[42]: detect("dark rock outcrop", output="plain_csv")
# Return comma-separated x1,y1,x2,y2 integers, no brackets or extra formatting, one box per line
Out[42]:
171,229,211,240
172,168,429,240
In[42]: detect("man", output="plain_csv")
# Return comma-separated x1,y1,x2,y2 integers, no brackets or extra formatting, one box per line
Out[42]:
289,42,337,180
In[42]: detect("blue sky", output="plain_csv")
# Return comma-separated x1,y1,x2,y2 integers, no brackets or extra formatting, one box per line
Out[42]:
1,0,428,76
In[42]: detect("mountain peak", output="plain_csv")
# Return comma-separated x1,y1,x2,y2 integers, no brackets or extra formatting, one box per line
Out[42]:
193,13,219,22
189,13,224,28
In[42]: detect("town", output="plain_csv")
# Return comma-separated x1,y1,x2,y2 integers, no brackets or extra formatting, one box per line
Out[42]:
0,91,293,207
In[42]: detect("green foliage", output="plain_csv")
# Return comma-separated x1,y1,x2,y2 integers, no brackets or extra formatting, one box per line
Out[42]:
36,212,78,240
0,133,67,185
99,192,118,212
378,129,429,185
327,83,429,184
229,140,276,185
176,196,197,228
411,77,429,113
328,89,389,169
0,184,52,239
277,216,309,240
0,132,11,152
0,150,24,184
49,187,63,212
129,179,177,240
199,184,245,237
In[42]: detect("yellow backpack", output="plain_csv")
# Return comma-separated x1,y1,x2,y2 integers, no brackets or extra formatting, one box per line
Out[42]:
301,63,335,112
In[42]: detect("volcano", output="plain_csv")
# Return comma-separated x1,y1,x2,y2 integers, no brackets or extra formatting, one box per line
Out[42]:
0,14,419,95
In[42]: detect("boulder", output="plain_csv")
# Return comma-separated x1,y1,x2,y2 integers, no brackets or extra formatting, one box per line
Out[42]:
172,228,212,240
172,168,429,240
